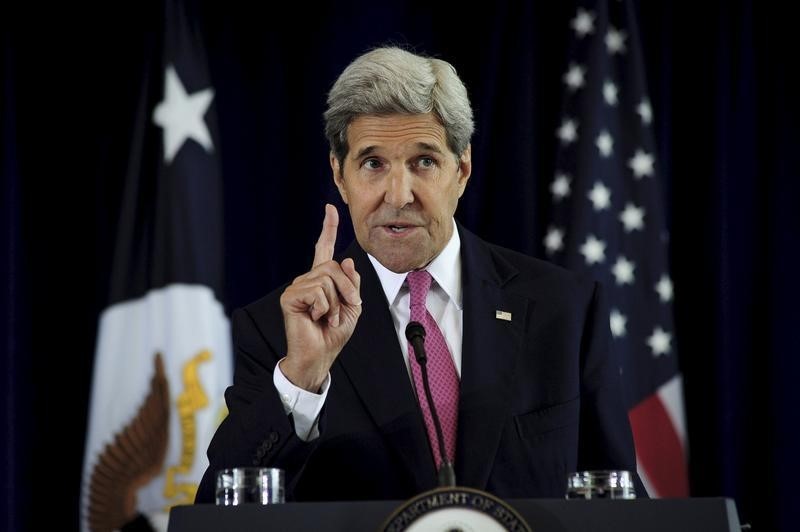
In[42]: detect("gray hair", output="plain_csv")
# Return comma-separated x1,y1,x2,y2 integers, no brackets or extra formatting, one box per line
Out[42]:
324,46,474,163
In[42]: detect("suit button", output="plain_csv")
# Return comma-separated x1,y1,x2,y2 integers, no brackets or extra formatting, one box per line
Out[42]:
269,432,279,443
264,441,273,451
252,457,260,466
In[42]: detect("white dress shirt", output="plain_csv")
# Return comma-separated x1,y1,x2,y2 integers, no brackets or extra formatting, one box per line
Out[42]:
273,220,463,441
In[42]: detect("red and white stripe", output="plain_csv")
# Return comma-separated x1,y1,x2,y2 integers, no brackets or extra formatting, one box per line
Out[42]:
628,374,689,497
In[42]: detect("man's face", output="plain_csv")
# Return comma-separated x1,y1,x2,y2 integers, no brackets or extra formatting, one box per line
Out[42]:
331,113,471,273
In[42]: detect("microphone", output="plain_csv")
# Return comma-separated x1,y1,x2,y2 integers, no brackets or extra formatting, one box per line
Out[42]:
405,321,457,487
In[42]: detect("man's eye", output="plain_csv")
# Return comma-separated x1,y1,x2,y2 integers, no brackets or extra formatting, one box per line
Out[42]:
418,157,436,168
363,159,382,170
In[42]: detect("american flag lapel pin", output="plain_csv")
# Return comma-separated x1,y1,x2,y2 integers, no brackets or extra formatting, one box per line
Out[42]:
495,310,512,322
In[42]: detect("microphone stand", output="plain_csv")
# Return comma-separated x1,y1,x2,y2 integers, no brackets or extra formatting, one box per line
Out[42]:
406,321,456,487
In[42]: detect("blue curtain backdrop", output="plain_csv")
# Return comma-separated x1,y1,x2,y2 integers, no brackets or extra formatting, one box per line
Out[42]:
2,1,798,530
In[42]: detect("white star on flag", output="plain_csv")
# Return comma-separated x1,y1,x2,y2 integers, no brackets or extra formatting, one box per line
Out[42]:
564,63,586,91
152,64,215,163
612,256,636,285
580,234,606,265
610,309,628,338
588,181,612,211
603,80,618,106
628,149,655,178
551,173,572,200
637,99,653,125
544,226,565,254
655,275,674,303
557,119,579,144
571,8,596,37
596,130,614,157
619,203,645,232
647,327,672,356
605,27,627,54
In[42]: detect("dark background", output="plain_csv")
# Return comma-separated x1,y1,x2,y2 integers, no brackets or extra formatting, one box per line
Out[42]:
2,1,798,530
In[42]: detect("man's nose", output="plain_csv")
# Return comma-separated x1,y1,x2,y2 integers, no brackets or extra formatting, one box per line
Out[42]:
383,166,414,209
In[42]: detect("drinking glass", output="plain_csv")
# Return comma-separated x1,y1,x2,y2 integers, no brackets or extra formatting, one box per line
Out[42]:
565,470,636,499
215,467,285,506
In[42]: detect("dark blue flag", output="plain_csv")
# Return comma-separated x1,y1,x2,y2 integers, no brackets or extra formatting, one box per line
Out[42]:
81,2,232,530
544,0,688,497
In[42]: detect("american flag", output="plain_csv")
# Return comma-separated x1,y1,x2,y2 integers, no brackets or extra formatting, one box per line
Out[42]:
543,0,688,497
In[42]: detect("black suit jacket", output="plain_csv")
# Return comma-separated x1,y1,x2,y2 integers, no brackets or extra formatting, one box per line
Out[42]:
196,224,640,502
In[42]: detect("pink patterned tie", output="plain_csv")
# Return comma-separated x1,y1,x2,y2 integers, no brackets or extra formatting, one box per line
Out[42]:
406,270,459,469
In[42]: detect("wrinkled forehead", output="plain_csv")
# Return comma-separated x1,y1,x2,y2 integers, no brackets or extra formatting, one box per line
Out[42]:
345,113,450,159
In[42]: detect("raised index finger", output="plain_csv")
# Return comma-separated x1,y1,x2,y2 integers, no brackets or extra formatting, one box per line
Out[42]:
312,203,339,268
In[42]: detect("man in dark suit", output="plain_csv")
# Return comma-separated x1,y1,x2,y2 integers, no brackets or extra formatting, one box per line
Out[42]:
195,46,640,503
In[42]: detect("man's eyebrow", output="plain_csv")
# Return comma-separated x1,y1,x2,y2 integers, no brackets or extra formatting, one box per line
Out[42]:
353,146,378,160
415,142,445,155
352,142,446,160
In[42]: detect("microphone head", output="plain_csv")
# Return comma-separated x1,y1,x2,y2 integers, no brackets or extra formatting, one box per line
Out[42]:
405,321,426,342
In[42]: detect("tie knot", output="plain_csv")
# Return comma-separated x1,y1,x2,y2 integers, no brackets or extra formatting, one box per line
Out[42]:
406,270,432,308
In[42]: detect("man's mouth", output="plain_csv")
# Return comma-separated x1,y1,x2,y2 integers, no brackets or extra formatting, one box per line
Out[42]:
382,222,418,234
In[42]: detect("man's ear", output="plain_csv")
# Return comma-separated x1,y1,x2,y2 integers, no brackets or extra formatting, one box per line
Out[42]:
456,144,472,198
330,152,348,204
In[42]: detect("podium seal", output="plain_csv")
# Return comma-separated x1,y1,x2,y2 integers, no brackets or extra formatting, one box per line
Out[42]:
381,487,532,532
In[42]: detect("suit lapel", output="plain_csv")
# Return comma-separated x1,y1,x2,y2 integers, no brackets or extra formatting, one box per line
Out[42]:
335,243,437,490
455,225,529,489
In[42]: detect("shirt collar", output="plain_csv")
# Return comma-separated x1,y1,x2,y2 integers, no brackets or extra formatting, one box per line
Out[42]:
367,219,462,309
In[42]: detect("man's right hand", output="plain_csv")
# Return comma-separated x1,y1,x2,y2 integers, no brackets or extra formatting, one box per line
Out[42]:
279,204,362,392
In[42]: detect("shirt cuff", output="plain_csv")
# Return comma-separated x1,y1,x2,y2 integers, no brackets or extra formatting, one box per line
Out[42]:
273,357,330,441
